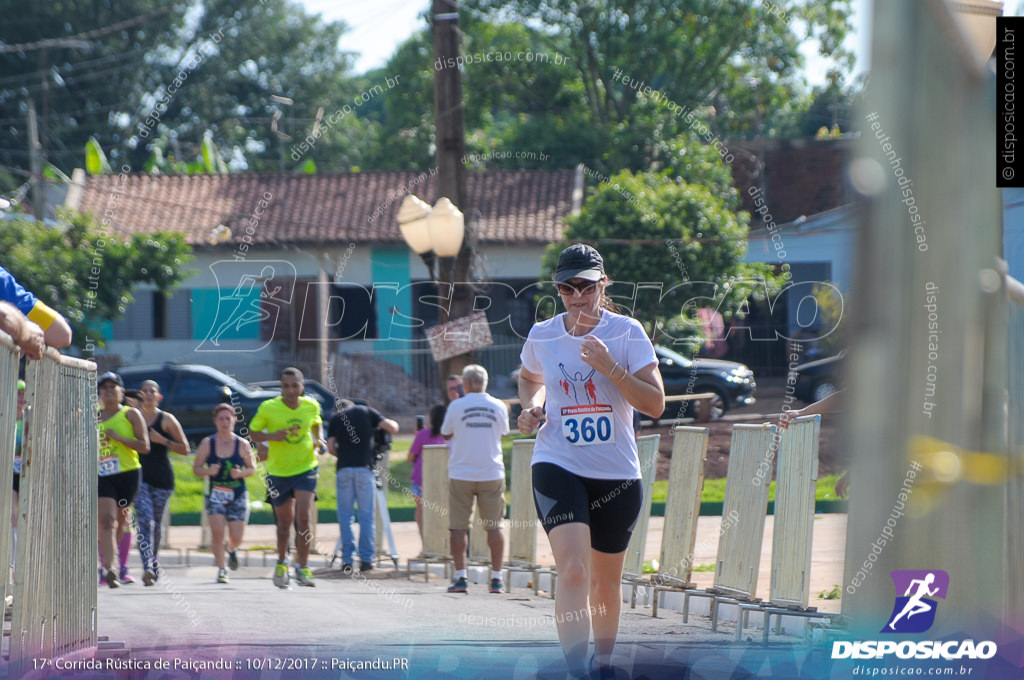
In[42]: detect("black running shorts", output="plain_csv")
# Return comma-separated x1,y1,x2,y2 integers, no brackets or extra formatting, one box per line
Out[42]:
531,462,643,554
98,468,141,507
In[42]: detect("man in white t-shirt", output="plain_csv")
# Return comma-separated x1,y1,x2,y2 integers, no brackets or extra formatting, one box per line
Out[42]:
441,364,509,594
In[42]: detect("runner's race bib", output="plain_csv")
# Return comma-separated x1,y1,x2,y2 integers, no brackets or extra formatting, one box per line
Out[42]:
209,485,235,504
561,404,614,445
98,454,120,477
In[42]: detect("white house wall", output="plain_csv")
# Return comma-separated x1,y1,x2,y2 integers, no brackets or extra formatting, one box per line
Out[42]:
99,243,548,381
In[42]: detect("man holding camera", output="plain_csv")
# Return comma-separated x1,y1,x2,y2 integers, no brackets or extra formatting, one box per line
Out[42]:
327,399,399,573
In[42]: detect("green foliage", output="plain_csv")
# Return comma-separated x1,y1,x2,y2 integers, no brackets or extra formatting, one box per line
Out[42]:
0,0,858,186
546,169,782,342
201,130,229,174
818,584,842,600
0,1,188,190
0,210,192,347
472,0,855,155
85,138,111,175
692,564,715,572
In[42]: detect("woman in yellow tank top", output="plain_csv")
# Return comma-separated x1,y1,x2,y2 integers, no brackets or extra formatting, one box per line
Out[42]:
96,372,149,588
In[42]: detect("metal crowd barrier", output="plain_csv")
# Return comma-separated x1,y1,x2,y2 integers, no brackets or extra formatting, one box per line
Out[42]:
649,426,709,616
505,439,541,591
735,415,842,641
411,444,452,581
620,434,661,580
682,423,774,630
10,346,98,674
0,333,20,615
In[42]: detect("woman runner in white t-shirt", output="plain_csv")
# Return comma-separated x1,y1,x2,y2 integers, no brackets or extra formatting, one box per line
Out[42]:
517,244,665,679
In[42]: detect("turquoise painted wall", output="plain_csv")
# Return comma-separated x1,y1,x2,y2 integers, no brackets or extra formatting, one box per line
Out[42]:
191,288,263,341
370,248,412,373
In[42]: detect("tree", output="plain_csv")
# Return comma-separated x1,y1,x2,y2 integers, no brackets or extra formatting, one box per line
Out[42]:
466,0,853,168
544,169,783,345
0,0,361,186
0,210,192,348
0,1,188,189
136,0,357,173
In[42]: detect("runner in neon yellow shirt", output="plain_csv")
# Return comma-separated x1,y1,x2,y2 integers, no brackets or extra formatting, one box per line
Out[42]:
96,372,149,588
250,367,325,588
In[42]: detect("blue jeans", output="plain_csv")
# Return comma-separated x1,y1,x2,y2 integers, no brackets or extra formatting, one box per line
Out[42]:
335,467,375,564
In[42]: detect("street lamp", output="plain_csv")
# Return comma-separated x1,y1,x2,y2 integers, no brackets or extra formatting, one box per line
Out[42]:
398,194,469,401
397,194,465,289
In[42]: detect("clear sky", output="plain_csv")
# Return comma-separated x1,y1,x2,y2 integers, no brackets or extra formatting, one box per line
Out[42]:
296,0,870,87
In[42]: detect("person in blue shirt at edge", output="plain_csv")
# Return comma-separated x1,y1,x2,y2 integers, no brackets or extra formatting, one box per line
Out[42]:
0,265,72,353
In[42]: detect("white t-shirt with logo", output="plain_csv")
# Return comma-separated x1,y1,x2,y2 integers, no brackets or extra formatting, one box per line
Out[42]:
441,391,510,482
520,310,657,480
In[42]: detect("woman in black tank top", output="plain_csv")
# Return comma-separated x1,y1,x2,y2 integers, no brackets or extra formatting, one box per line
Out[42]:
193,403,255,583
136,381,189,586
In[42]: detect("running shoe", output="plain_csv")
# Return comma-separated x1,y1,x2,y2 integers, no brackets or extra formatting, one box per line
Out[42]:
228,548,239,571
447,576,468,593
360,561,374,573
295,566,316,587
105,568,120,589
489,578,505,594
217,568,229,584
119,566,135,584
341,563,354,574
142,569,156,587
272,561,289,588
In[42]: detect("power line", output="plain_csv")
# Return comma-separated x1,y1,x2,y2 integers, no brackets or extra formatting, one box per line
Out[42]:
0,45,151,88
0,6,175,54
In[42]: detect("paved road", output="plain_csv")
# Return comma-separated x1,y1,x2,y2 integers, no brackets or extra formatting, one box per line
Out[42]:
91,559,832,680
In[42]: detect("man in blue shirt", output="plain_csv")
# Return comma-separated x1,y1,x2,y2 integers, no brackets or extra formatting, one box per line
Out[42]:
0,266,72,354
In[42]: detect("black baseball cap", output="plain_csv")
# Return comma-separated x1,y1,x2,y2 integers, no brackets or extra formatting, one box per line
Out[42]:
555,244,605,283
97,371,124,387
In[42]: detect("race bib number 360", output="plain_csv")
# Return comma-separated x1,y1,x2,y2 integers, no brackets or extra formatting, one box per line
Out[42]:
561,404,614,445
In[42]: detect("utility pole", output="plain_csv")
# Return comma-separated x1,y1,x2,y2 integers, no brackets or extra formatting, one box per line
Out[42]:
431,0,475,387
26,99,43,221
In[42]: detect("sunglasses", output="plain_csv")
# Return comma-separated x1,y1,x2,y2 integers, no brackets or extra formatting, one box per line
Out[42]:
556,281,599,296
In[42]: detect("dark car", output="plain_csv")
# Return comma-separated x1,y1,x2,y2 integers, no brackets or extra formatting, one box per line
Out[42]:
116,363,279,444
250,379,365,420
656,345,756,420
792,352,844,404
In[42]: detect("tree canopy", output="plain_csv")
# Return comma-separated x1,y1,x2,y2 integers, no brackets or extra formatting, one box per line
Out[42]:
545,169,785,346
0,0,860,191
0,211,192,348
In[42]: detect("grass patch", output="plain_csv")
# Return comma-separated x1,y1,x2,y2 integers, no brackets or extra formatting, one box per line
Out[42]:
167,436,846,516
818,584,842,600
650,473,845,505
692,564,715,572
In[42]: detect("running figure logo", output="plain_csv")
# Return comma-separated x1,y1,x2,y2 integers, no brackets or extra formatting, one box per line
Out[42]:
882,570,949,634
197,260,296,352
558,363,597,405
